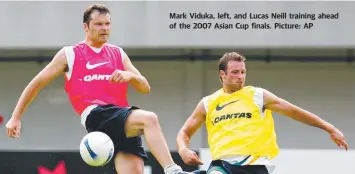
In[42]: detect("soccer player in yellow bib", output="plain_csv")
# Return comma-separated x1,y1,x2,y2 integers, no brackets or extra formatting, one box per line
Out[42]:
176,52,348,174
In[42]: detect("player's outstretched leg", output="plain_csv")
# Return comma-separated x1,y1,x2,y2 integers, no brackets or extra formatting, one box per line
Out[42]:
125,109,192,174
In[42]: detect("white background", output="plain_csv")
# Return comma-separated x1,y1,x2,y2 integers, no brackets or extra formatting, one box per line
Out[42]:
0,1,354,48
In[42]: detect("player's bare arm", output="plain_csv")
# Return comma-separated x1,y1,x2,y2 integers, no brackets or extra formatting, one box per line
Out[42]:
6,48,67,138
263,88,348,150
12,48,67,119
110,50,151,94
176,100,206,165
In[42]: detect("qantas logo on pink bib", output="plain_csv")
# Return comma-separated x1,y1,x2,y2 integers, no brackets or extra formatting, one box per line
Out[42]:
83,74,111,82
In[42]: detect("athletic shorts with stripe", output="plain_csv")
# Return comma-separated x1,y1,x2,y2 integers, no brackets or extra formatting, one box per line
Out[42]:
207,160,269,174
84,104,148,162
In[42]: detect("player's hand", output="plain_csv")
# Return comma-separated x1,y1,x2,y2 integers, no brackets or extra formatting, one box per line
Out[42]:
6,118,21,138
178,147,203,165
328,126,348,150
109,70,134,83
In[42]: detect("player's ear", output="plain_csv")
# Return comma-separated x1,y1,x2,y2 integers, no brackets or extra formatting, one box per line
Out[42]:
219,70,226,78
219,70,222,75
219,70,225,83
83,22,89,32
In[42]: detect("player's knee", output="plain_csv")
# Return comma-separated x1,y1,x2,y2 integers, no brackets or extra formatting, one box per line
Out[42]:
143,111,159,127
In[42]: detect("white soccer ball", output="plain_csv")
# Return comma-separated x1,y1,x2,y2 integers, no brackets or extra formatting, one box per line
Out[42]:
79,131,115,166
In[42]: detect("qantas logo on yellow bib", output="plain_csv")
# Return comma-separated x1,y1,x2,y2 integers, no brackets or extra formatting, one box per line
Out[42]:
213,112,252,125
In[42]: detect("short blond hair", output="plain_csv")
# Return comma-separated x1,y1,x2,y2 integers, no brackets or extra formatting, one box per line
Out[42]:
218,52,246,82
219,52,246,71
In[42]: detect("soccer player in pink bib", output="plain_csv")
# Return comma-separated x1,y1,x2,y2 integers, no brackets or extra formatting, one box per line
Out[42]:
6,4,192,174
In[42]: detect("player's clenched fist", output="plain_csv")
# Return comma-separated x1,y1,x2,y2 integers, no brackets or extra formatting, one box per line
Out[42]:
109,70,133,83
6,118,21,138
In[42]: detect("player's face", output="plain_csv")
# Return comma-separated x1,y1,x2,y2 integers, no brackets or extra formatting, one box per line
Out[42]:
84,11,111,44
220,61,246,92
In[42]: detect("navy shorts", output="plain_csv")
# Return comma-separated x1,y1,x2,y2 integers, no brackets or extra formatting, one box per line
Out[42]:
85,104,148,162
207,160,269,174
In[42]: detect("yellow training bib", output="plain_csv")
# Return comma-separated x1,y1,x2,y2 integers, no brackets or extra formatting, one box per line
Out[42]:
203,86,279,160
